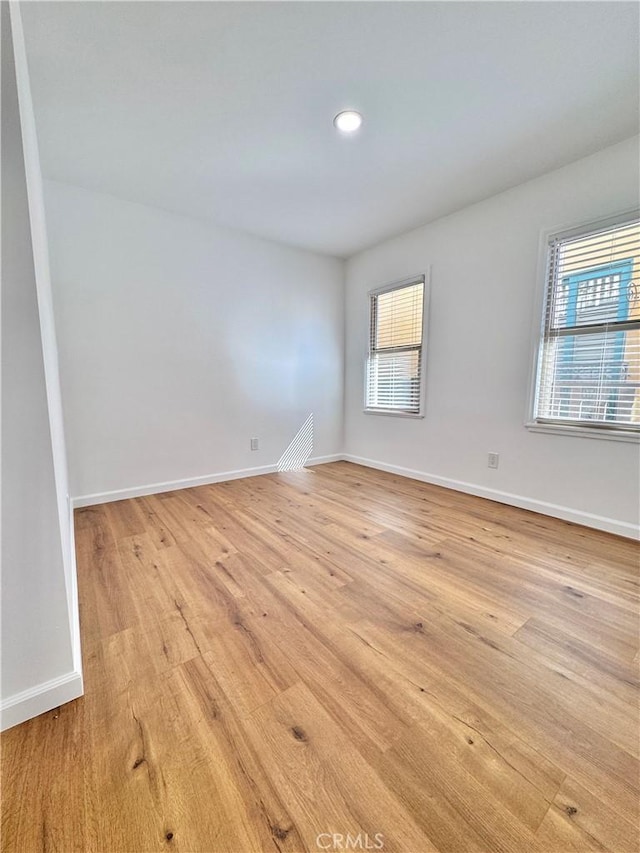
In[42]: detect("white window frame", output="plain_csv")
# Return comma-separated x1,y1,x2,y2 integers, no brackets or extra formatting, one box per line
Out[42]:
525,210,640,443
363,272,429,418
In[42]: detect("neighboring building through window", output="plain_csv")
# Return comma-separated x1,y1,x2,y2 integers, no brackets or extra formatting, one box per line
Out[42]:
533,215,640,433
365,277,425,415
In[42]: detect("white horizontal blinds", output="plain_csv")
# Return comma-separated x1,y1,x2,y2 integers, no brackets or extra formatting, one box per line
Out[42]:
536,218,640,429
366,279,424,413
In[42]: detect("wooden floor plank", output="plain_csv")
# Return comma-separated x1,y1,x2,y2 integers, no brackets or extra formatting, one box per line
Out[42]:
2,461,638,853
242,681,438,853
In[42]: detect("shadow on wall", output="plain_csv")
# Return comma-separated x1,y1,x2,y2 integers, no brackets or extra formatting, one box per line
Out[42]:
277,413,313,471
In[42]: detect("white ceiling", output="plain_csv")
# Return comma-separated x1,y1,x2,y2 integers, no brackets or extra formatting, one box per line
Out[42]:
22,1,640,258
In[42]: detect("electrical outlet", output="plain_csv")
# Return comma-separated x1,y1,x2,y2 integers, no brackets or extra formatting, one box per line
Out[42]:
488,452,499,469
250,437,259,451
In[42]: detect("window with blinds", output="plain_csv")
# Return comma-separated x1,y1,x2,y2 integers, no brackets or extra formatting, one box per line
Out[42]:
366,277,425,414
533,215,640,432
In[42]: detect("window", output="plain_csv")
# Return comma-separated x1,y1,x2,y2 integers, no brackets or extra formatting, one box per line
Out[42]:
365,277,425,415
532,214,640,435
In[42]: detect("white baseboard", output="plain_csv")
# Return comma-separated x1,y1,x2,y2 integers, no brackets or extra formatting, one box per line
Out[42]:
71,455,343,508
1,670,83,732
305,453,344,467
71,451,638,536
343,454,640,540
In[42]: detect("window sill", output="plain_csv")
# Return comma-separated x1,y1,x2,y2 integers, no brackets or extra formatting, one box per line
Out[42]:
525,421,640,443
363,409,424,419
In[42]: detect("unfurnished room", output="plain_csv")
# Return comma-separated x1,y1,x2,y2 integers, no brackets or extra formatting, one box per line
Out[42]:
1,1,639,851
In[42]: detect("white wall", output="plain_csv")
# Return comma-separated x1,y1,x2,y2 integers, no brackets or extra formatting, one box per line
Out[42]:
44,180,344,502
1,4,82,730
345,137,640,537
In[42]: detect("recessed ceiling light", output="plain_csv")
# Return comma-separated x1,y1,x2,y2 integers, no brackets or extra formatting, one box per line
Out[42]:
333,110,363,134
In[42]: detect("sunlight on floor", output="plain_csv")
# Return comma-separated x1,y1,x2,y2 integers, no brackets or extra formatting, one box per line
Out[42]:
277,413,313,471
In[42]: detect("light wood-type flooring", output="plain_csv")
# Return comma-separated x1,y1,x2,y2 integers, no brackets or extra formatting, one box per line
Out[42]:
2,462,639,852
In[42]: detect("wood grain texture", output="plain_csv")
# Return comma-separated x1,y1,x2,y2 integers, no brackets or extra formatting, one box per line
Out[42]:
2,461,638,852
